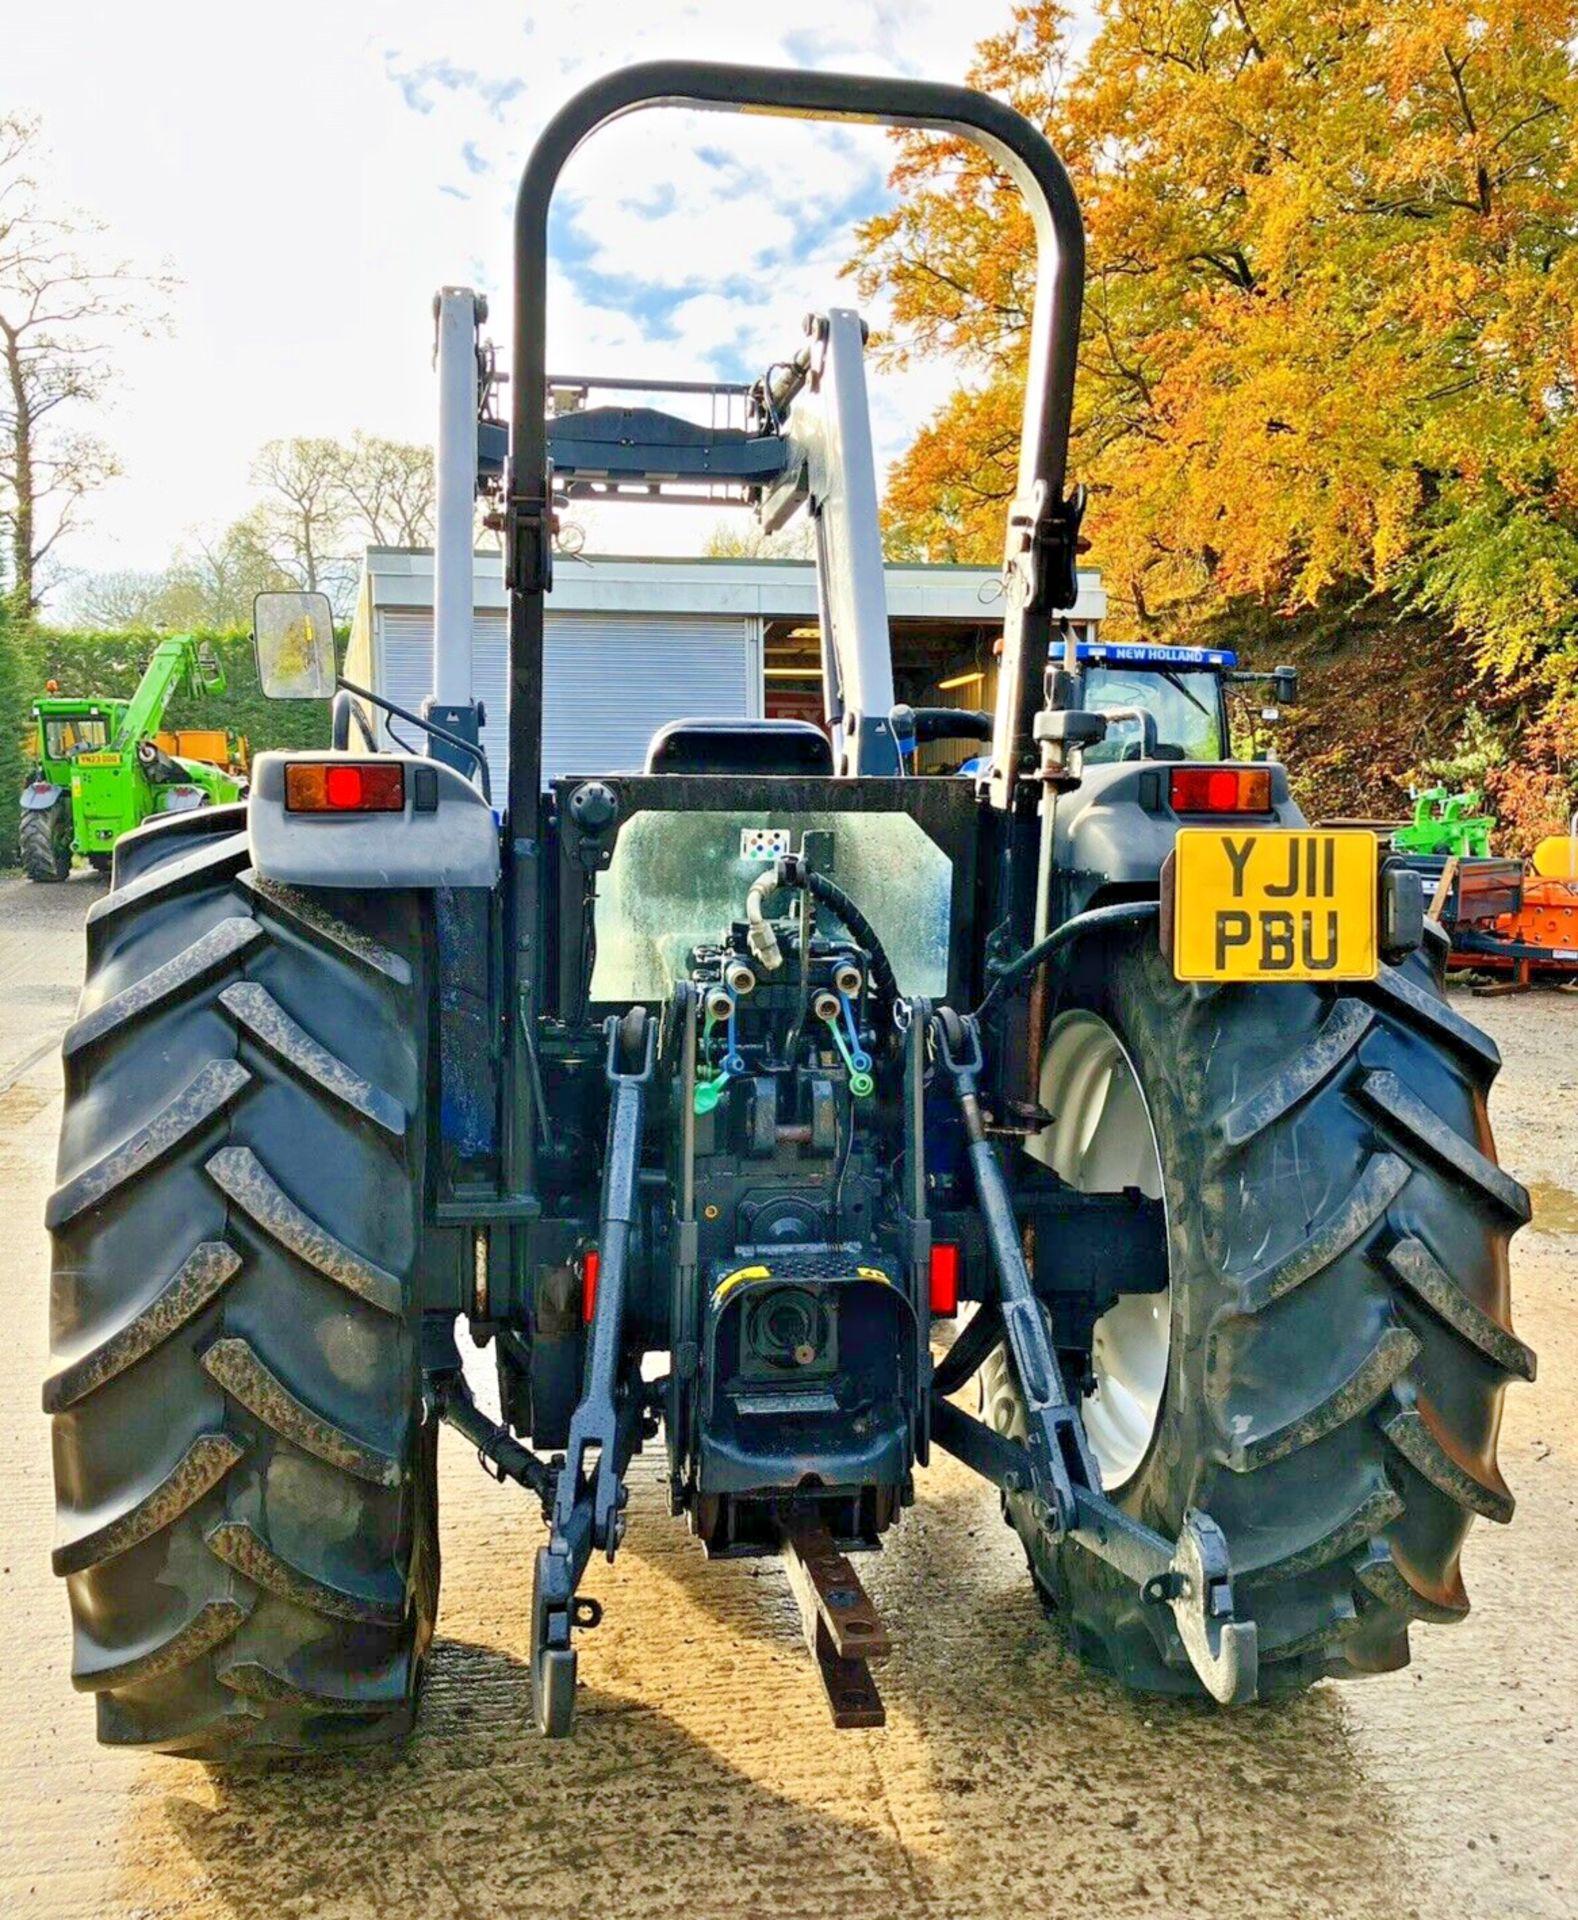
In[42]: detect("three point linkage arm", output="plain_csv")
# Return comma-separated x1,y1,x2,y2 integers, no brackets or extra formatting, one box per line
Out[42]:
926,1006,1258,1706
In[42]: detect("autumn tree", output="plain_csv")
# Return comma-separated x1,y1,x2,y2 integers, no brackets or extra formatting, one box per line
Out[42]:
0,569,28,861
332,433,437,549
246,437,353,604
65,433,436,628
0,115,171,619
703,516,816,560
852,1,1578,684
60,519,294,630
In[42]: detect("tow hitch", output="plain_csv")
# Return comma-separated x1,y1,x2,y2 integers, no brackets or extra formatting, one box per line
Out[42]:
928,1009,1258,1706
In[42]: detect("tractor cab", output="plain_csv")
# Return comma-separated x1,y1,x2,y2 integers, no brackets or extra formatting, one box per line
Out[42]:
1079,642,1233,762
1077,641,1299,763
34,696,122,770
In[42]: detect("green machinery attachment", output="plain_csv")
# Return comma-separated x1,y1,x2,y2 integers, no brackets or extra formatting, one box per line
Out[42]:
1391,786,1495,861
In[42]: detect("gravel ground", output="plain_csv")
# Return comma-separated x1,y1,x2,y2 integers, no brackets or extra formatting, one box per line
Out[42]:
0,868,1573,1920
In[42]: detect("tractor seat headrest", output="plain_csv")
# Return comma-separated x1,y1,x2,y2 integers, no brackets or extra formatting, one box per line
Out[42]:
644,718,833,776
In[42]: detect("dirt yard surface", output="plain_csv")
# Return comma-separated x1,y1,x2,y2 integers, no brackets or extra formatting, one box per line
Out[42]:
1,868,1573,1920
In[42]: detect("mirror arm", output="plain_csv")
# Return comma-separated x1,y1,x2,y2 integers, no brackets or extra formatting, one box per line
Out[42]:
332,688,381,753
335,676,492,802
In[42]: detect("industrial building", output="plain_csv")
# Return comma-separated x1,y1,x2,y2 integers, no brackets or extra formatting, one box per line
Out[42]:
347,549,1107,789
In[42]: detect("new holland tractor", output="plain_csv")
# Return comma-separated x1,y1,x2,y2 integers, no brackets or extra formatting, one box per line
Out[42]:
22,635,246,881
44,63,1532,1757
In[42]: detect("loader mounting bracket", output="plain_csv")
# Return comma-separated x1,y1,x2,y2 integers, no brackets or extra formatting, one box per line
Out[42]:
1008,480,1087,615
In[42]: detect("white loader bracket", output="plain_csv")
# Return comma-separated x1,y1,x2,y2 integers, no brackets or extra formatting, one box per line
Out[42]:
758,309,899,775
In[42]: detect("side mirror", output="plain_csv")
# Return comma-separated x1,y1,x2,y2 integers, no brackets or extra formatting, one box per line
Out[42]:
253,591,337,700
1271,665,1298,706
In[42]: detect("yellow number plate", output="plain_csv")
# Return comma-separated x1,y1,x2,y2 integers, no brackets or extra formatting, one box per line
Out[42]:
76,752,121,766
1172,829,1378,982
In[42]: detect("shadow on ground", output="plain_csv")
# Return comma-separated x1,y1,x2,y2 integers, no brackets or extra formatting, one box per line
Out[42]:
134,1481,1419,1920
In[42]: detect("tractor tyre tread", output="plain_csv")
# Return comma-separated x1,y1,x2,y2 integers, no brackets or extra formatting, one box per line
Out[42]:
984,922,1529,1700
47,811,439,1758
21,803,72,882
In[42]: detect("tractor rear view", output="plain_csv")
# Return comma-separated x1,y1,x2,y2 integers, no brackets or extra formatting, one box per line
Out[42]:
43,62,1531,1759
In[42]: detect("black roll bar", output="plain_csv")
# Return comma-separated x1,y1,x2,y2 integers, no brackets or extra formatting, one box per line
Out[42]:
498,63,1086,1214
505,60,1087,832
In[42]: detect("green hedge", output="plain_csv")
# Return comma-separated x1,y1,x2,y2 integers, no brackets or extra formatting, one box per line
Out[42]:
0,601,28,867
1,626,341,867
27,626,340,750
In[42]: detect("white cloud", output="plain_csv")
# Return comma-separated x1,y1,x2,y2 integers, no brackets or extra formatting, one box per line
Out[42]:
6,0,1021,593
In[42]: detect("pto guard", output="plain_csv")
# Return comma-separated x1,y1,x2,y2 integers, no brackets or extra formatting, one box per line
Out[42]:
699,1259,917,1501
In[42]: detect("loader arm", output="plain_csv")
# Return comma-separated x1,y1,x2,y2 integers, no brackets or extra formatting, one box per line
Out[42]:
111,635,225,755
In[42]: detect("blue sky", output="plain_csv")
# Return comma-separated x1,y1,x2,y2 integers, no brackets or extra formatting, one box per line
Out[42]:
6,1,1008,597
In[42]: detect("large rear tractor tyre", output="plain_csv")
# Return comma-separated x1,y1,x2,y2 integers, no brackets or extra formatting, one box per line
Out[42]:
46,807,440,1756
21,803,73,882
982,923,1532,1697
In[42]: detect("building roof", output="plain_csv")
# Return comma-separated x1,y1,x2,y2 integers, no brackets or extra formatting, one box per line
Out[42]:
359,548,1108,624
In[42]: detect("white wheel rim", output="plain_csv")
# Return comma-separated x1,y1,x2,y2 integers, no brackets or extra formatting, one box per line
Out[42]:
1029,1011,1169,1489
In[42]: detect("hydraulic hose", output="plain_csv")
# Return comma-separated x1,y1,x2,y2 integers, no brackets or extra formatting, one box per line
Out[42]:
745,870,784,970
972,900,1160,1024
764,856,900,1008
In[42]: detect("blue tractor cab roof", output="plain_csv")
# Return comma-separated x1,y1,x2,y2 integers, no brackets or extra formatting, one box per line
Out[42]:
1076,642,1238,670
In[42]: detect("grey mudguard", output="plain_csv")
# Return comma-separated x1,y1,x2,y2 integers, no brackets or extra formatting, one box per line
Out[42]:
20,782,65,811
248,751,500,889
1051,759,1306,918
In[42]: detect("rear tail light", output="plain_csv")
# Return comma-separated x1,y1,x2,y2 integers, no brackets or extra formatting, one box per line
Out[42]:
580,1248,601,1324
284,761,405,813
1169,766,1272,814
929,1241,960,1317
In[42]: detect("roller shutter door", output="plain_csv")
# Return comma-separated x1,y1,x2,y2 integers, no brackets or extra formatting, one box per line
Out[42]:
544,613,756,784
376,608,510,796
376,608,756,793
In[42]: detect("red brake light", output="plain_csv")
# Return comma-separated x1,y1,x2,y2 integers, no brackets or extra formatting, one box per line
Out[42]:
580,1249,600,1325
929,1241,960,1317
324,764,365,808
284,761,405,813
1169,766,1272,814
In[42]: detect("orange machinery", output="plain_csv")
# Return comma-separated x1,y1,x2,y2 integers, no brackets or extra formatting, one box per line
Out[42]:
1448,826,1578,984
151,727,250,776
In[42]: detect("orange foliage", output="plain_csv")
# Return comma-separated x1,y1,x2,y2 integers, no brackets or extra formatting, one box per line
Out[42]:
852,0,1578,684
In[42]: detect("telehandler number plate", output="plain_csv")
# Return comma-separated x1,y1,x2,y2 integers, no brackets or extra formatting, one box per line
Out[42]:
76,752,121,766
1171,828,1378,983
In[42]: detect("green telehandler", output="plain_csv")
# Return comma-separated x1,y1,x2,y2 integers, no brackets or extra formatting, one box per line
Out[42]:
20,635,247,881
